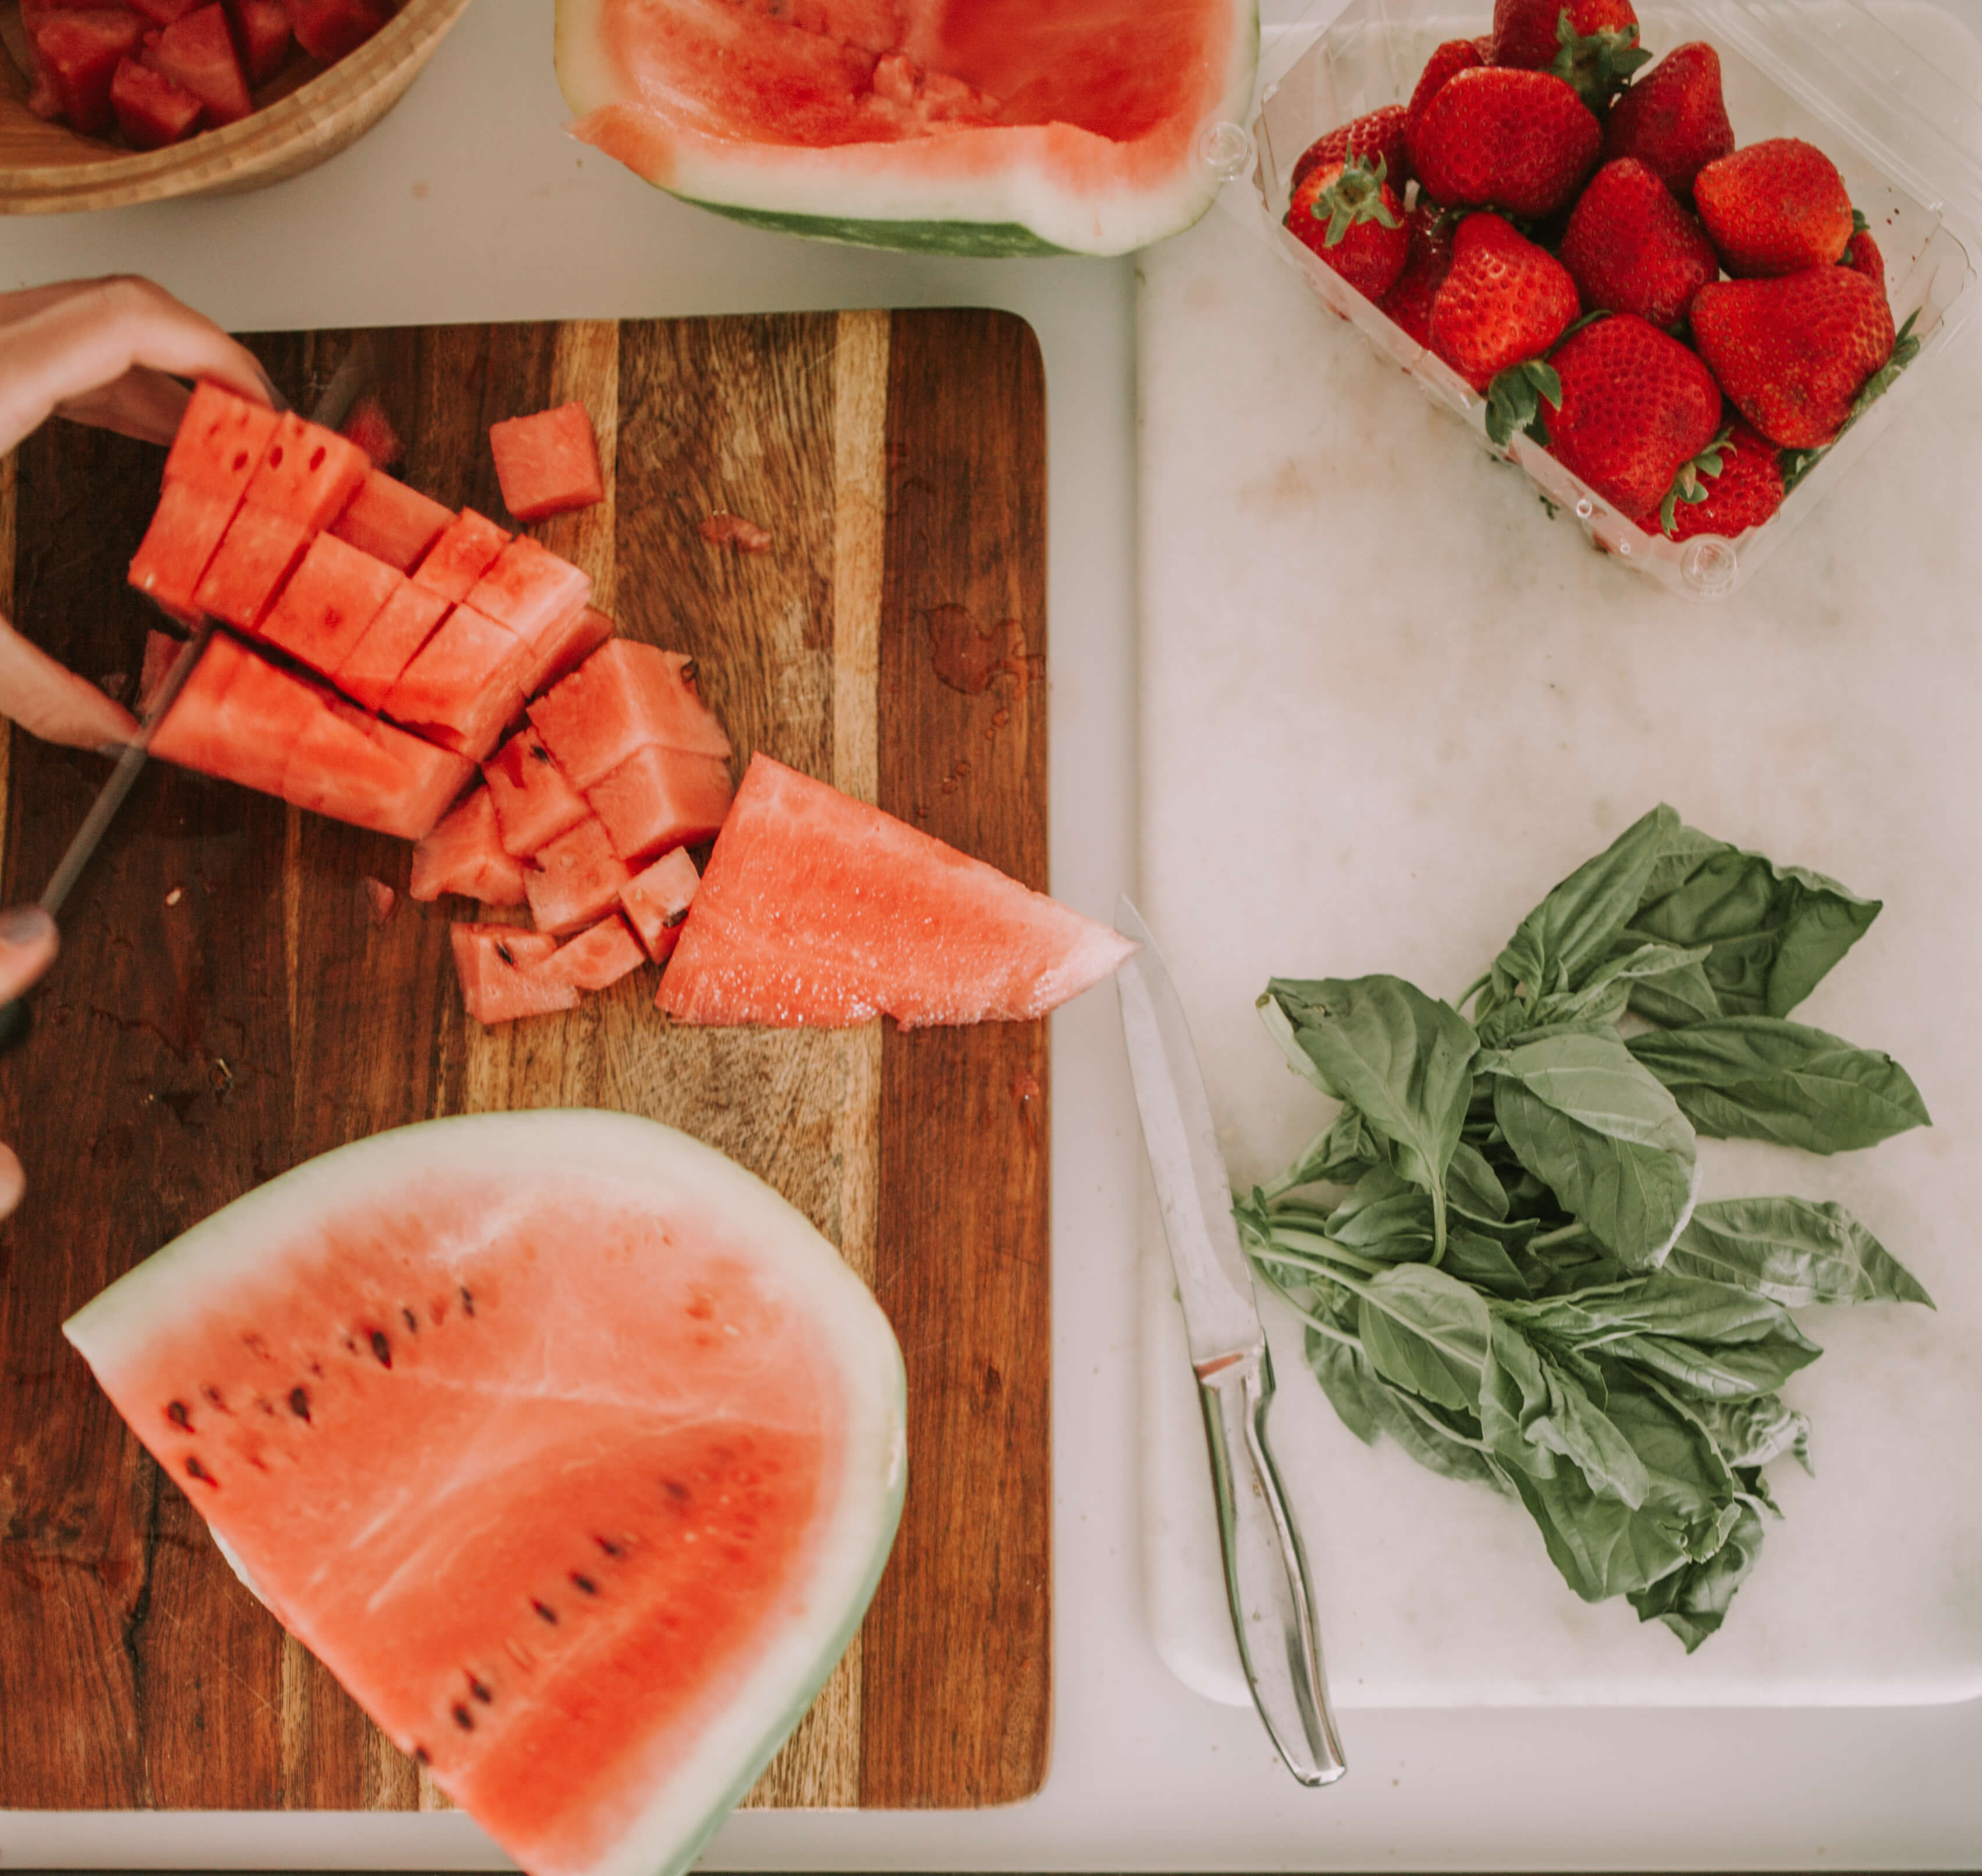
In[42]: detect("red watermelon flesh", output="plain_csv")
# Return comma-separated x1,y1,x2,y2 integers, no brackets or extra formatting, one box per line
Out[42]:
143,4,249,126
537,912,645,991
340,393,403,470
520,601,615,700
484,727,589,857
259,532,403,678
129,0,205,27
661,755,1137,1027
464,538,592,646
489,403,606,523
525,815,630,936
530,641,731,790
588,744,732,865
451,923,577,1021
150,631,321,799
336,582,451,714
33,9,143,133
620,846,699,961
385,605,527,761
331,471,453,573
414,510,512,603
282,0,388,61
136,628,183,719
112,53,203,145
194,502,312,632
283,697,475,844
242,410,371,530
225,0,289,80
411,789,527,907
164,382,278,498
128,478,236,610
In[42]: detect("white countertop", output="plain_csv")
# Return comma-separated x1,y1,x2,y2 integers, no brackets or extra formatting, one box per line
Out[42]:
6,0,1982,1866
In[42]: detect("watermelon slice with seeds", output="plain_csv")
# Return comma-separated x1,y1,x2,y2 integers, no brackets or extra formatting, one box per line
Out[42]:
525,815,630,936
332,471,453,573
410,790,528,907
621,846,699,961
484,727,589,858
449,925,574,1021
165,382,281,495
489,403,606,523
242,409,371,530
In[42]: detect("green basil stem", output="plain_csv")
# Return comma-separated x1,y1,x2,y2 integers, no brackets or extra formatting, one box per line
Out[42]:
1528,1221,1591,1249
1249,1224,1390,1278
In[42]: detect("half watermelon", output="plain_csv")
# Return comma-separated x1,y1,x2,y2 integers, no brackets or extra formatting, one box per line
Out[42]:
63,1111,907,1876
553,0,1260,256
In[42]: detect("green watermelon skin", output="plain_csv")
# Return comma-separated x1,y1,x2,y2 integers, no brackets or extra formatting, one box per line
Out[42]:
691,201,1075,258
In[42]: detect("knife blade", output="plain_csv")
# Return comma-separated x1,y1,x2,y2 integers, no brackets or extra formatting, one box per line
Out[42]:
1116,894,1346,1787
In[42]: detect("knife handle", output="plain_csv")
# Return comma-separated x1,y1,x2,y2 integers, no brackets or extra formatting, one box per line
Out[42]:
1196,1342,1347,1786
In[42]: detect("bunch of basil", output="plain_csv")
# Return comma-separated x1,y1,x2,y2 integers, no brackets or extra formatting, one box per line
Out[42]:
1239,805,1933,1648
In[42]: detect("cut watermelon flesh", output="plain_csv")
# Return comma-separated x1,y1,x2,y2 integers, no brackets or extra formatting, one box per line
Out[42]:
336,581,451,714
243,410,371,531
136,628,183,719
450,923,576,1020
129,0,205,27
538,912,645,991
258,531,403,678
164,382,278,497
112,53,204,147
143,3,249,126
225,0,290,81
282,697,474,843
490,403,607,523
281,0,389,61
128,478,237,611
33,8,144,133
662,754,1137,1026
150,631,323,799
553,0,1259,257
520,601,616,701
385,605,527,761
411,789,528,907
526,814,631,936
413,510,511,603
194,502,312,631
339,393,403,470
621,845,699,961
466,537,593,647
62,1113,905,1876
331,471,453,573
530,640,732,790
587,744,733,865
485,727,589,857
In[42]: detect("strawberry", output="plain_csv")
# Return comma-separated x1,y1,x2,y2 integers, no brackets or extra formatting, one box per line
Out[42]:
1690,266,1897,449
1598,42,1734,199
1409,69,1601,219
1659,421,1785,539
1429,212,1580,392
1404,38,1484,144
1695,138,1854,276
1844,214,1885,294
1560,158,1719,329
1290,104,1411,194
1541,313,1722,516
1380,204,1460,348
1284,157,1410,301
1491,0,1649,108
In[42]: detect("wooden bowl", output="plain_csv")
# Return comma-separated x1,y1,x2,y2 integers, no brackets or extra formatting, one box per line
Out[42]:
0,0,473,215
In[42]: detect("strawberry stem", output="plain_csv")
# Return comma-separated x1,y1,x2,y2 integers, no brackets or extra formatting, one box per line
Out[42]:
1484,358,1564,449
1549,12,1651,110
1308,154,1401,247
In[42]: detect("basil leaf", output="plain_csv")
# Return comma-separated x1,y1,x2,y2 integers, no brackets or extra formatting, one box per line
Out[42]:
1668,1196,1934,1308
1509,1467,1693,1602
1625,954,1724,1029
1446,1141,1509,1221
1303,1328,1507,1490
1629,1018,1930,1154
1628,1500,1767,1653
1326,1166,1436,1255
1597,1369,1742,1538
1480,1320,1650,1506
1260,976,1479,1205
1280,1103,1384,1191
1441,1225,1534,1299
1355,1262,1492,1412
1482,940,1713,1046
1483,1031,1699,1270
1610,1327,1821,1401
1693,1393,1813,1473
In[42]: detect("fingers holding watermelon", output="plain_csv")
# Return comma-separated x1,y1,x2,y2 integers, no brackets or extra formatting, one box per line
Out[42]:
0,905,58,1220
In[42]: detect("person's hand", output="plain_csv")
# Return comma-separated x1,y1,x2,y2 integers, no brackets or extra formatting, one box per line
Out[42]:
0,276,278,751
0,906,56,1221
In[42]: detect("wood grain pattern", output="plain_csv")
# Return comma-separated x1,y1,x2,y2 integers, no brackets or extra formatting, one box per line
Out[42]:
0,311,1049,1811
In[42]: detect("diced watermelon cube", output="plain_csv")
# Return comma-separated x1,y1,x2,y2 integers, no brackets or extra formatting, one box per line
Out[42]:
194,502,311,631
619,847,699,962
241,409,370,530
111,54,204,147
463,537,591,646
163,382,278,496
413,510,511,603
524,815,630,936
411,790,527,906
335,581,449,713
528,642,733,790
281,694,475,842
331,471,450,572
128,478,236,610
520,601,615,700
34,9,144,134
339,393,402,469
450,924,576,1026
224,0,289,80
150,631,321,798
586,745,733,865
280,0,388,62
488,403,606,523
535,914,644,992
258,532,402,678
143,3,249,125
483,727,588,857
385,603,526,760
129,0,205,26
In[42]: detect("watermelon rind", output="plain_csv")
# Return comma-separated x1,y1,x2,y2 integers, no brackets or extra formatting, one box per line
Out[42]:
554,0,1260,258
64,1110,907,1876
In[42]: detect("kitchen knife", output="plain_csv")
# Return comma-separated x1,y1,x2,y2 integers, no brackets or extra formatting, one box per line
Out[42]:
1115,894,1346,1786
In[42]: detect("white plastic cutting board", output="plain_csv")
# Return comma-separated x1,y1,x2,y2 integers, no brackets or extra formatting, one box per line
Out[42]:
1135,17,1982,1708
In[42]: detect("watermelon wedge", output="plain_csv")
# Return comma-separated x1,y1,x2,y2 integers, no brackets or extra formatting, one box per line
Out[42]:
62,1112,907,1876
553,0,1260,257
410,788,528,906
538,912,646,991
661,755,1136,1026
621,846,699,962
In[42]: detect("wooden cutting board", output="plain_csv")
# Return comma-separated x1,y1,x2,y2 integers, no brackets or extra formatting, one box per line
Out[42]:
0,310,1050,1810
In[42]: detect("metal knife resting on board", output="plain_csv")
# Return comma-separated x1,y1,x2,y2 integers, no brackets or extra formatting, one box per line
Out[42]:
1116,895,1346,1786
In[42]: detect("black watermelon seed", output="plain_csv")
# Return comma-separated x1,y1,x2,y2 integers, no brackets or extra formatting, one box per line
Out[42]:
468,1676,492,1704
370,1329,392,1368
414,1746,431,1766
288,1387,311,1422
452,1704,474,1731
166,1400,191,1430
594,1536,621,1558
531,1600,558,1624
460,1286,476,1317
184,1456,216,1486
662,1479,690,1502
402,1307,418,1333
495,940,516,967
569,1572,598,1596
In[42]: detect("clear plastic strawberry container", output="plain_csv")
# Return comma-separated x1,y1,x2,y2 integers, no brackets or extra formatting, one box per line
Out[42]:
1242,0,1982,598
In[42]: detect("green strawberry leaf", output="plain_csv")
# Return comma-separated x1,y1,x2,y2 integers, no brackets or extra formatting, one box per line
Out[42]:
1485,360,1565,450
1655,427,1734,536
1779,445,1824,495
1852,207,1871,237
1550,13,1653,110
1310,153,1402,247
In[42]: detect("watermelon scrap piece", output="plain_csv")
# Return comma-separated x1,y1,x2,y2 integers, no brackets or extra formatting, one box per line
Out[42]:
519,601,615,700
696,511,773,554
258,532,403,678
363,877,397,925
587,744,732,865
282,695,475,843
242,409,371,531
143,3,249,126
525,814,630,936
136,629,184,719
385,604,527,761
128,478,236,611
484,727,588,858
335,581,451,714
280,0,388,61
164,382,278,497
128,0,205,26
194,502,312,632
661,755,1139,1027
150,631,320,799
331,471,452,572
529,640,732,790
537,912,645,991
340,393,403,470
489,403,606,523
620,845,698,961
32,8,144,133
410,789,527,907
449,923,577,1022
225,0,289,81
111,53,203,146
413,510,512,603
463,538,591,646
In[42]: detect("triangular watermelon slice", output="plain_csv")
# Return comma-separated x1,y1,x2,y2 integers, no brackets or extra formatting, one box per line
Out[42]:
659,754,1136,1026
